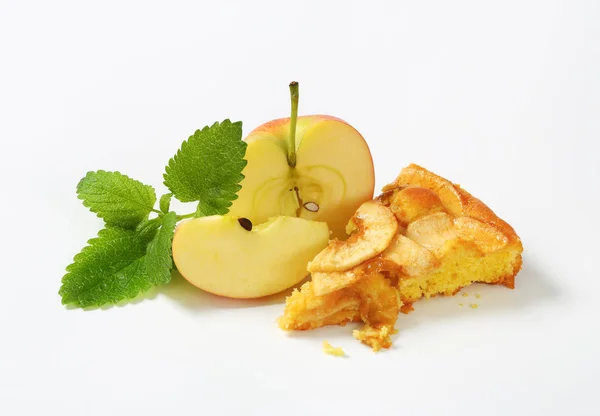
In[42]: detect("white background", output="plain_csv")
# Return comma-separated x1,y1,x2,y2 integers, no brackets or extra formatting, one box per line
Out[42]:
1,1,599,415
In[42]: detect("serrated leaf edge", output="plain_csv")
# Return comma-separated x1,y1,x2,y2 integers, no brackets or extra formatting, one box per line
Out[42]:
59,223,160,308
163,119,245,204
76,170,157,229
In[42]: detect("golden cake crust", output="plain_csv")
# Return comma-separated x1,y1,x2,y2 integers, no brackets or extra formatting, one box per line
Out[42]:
384,163,522,248
382,163,523,288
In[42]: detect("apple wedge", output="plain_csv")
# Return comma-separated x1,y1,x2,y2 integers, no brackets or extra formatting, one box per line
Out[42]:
172,215,329,298
228,82,375,239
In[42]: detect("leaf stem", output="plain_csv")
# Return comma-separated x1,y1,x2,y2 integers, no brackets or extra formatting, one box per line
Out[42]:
151,208,162,214
287,81,299,168
176,212,195,221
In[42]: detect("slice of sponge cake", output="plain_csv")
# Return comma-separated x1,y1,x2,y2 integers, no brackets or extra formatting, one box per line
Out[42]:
278,164,523,351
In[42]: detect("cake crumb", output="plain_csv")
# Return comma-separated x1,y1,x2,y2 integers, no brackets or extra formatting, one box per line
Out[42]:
322,341,345,357
462,293,469,297
475,293,481,298
470,303,479,309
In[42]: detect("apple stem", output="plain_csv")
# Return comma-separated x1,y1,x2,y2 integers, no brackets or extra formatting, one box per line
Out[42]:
287,81,299,168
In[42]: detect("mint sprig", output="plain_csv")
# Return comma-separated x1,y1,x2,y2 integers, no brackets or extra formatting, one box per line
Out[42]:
60,120,247,308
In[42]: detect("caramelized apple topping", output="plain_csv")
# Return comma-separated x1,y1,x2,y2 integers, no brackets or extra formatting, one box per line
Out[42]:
307,201,398,273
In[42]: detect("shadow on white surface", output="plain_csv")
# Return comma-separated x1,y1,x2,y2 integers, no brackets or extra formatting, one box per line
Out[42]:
154,270,300,310
69,269,302,311
97,256,559,336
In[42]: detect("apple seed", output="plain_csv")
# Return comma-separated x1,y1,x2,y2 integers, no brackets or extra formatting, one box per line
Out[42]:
303,202,319,212
238,217,253,231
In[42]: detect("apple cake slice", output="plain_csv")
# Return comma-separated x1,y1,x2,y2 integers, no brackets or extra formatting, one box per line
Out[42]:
278,164,523,350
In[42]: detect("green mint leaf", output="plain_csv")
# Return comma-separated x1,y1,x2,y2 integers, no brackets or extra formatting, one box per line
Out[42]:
59,222,159,307
159,193,173,214
144,212,177,285
60,213,178,308
77,170,157,229
163,120,247,215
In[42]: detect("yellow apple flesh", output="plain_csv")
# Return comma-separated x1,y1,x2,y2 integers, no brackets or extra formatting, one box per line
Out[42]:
172,215,330,298
228,116,375,239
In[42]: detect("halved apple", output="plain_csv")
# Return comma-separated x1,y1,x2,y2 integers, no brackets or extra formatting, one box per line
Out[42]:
228,82,375,239
172,215,329,298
